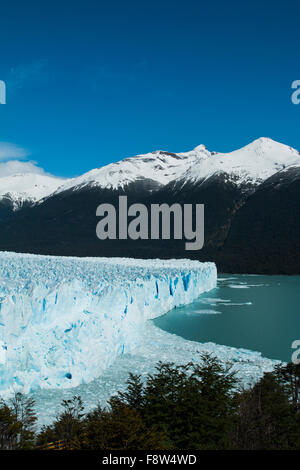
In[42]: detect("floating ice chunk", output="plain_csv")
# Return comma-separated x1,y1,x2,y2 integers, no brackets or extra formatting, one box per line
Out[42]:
222,302,252,306
190,309,221,315
202,298,231,304
228,284,250,289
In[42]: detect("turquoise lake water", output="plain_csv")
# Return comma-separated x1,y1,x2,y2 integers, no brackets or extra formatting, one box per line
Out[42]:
153,275,300,362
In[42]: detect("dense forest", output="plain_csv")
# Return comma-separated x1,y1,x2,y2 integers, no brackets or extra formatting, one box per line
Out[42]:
1,354,300,450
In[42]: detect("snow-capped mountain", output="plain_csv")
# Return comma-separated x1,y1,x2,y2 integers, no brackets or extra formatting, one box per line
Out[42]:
0,173,68,210
52,149,200,193
177,137,300,188
0,137,299,274
50,137,300,195
1,138,299,207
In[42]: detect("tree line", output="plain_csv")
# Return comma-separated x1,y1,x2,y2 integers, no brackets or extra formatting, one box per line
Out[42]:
1,354,300,450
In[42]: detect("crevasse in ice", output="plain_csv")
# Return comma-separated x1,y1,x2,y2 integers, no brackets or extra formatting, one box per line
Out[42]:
0,252,217,397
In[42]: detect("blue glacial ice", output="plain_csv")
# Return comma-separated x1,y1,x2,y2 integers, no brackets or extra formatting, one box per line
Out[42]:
0,252,217,397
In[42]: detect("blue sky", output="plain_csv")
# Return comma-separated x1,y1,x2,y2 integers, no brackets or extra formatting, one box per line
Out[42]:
0,0,299,178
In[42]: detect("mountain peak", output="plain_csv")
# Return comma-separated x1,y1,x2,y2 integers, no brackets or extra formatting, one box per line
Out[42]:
193,144,208,152
240,137,298,157
178,138,300,188
1,138,299,204
0,172,69,208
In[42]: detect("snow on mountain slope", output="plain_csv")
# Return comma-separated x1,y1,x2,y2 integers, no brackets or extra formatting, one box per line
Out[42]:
0,252,217,397
178,138,300,188
52,137,300,195
53,149,205,193
0,173,68,209
1,138,299,206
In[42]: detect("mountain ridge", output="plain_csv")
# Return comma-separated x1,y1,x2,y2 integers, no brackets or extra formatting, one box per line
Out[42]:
0,137,299,274
1,137,299,208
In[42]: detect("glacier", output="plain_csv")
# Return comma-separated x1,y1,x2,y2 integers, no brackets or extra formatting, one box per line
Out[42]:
30,319,279,427
0,252,217,397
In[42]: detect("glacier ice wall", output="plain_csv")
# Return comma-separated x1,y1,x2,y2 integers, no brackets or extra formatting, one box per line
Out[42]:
0,252,217,397
31,321,279,428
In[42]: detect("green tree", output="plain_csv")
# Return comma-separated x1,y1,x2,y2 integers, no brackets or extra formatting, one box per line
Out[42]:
117,373,145,411
140,354,237,449
274,362,300,410
9,392,37,449
36,424,58,448
37,395,84,449
0,401,21,450
234,371,296,449
82,399,169,450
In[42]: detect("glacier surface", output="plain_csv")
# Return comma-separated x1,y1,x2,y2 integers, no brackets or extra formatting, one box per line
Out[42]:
0,252,217,397
30,320,279,427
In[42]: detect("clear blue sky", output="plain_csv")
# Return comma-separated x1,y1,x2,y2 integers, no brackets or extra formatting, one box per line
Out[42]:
0,0,299,177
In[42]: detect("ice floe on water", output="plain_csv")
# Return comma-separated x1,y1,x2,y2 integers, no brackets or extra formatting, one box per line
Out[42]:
187,309,221,315
228,284,250,289
222,302,253,306
201,298,231,304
